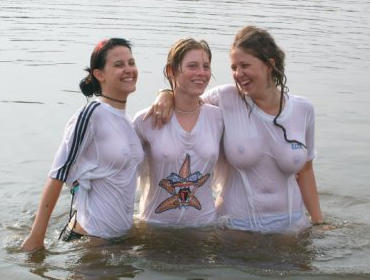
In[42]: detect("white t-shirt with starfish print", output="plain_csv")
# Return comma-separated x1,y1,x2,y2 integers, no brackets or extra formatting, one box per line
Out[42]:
134,104,223,226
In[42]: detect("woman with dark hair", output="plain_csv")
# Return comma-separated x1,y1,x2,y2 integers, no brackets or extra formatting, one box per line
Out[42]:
134,38,223,226
150,26,323,233
22,38,143,251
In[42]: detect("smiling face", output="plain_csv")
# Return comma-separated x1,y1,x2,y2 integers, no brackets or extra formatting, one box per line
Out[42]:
173,48,211,98
230,47,272,98
94,45,138,97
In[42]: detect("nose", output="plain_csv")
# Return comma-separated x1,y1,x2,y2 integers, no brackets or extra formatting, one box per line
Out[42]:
124,64,137,74
198,66,210,76
234,66,242,78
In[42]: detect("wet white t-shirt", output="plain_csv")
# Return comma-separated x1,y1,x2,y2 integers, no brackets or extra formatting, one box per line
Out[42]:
49,99,144,238
134,104,223,226
203,84,313,233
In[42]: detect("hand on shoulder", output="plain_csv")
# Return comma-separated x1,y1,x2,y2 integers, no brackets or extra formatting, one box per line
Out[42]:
143,89,174,129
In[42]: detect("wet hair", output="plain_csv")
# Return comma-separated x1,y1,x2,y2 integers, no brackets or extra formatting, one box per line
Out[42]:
79,38,132,97
164,38,212,91
232,26,306,148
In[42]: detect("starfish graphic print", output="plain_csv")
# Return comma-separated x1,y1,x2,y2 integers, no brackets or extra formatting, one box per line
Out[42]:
155,153,210,214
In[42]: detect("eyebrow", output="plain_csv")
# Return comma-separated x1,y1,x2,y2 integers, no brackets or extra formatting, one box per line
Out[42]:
185,60,209,64
113,58,135,63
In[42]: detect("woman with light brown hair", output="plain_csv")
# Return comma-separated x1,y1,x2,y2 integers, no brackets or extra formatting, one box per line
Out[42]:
134,38,223,226
150,26,323,233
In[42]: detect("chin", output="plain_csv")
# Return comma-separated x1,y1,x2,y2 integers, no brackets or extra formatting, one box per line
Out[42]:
239,86,251,95
194,88,207,96
126,85,136,94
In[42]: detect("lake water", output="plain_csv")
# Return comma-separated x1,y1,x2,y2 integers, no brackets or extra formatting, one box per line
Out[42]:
1,0,370,279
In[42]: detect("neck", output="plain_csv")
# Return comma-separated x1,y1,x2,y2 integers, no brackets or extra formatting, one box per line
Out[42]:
174,91,201,113
249,87,282,115
100,92,127,109
173,91,202,133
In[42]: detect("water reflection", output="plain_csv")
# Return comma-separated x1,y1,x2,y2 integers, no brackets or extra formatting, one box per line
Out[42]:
128,223,315,271
4,216,370,278
63,248,142,280
0,100,44,104
9,223,315,279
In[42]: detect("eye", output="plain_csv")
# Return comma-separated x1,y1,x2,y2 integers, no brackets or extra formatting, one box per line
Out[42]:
128,59,136,66
114,61,124,67
231,65,236,71
187,63,198,69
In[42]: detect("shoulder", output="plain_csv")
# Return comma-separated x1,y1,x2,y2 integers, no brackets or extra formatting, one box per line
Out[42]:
202,103,222,116
289,94,314,113
132,107,154,136
203,84,239,106
78,100,102,117
133,107,150,125
289,94,313,106
209,84,238,96
59,101,100,143
66,101,101,127
201,103,224,128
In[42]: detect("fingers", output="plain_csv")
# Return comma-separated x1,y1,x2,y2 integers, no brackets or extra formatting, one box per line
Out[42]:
312,223,336,231
162,107,173,124
153,110,164,129
155,94,174,127
151,108,172,129
144,89,174,128
143,105,155,120
150,105,159,127
147,103,168,129
21,237,44,252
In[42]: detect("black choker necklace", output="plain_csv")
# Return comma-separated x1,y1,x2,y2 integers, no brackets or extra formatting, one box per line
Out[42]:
101,94,126,104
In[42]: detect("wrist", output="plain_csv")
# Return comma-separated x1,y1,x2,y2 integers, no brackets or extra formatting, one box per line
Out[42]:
312,218,326,226
158,88,173,96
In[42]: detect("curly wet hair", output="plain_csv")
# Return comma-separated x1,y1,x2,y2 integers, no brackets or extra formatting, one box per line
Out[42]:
232,26,306,148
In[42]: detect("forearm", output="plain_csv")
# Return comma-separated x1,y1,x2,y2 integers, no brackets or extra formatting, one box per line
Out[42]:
297,161,323,224
29,178,63,239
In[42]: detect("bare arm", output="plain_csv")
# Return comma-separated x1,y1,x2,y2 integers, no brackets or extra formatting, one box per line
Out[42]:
144,89,174,128
297,160,323,224
21,178,63,252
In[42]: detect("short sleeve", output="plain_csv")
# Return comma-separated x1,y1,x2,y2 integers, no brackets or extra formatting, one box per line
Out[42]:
305,103,316,161
202,86,221,106
133,108,149,145
48,102,99,185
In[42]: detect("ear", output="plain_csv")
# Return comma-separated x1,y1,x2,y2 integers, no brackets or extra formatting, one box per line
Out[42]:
93,69,105,83
267,58,275,71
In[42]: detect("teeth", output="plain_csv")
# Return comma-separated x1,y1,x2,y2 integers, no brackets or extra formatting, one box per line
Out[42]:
122,77,134,82
192,79,205,84
239,80,250,86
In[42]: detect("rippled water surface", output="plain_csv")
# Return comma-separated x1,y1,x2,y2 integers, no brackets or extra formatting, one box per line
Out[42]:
1,0,370,279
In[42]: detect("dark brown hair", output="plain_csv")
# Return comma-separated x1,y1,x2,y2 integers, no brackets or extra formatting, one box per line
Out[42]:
79,38,132,97
233,26,306,148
